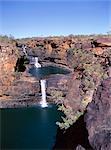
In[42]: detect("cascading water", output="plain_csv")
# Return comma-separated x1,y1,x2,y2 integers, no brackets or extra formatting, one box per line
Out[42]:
40,79,48,108
34,57,48,108
22,45,27,56
35,57,41,68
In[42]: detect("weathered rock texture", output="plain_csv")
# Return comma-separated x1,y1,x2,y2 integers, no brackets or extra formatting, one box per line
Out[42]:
85,78,111,150
0,37,40,107
22,36,111,68
0,35,111,148
0,38,18,96
23,36,111,110
46,74,70,103
0,35,111,110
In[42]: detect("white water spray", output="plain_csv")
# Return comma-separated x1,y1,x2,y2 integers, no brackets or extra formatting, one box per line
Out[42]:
35,57,41,68
34,57,48,108
40,80,48,108
22,45,27,56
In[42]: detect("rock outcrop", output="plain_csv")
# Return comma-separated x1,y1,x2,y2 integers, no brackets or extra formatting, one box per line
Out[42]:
0,39,18,97
24,36,111,62
46,74,70,103
0,35,111,110
85,78,111,150
0,35,111,149
0,37,40,107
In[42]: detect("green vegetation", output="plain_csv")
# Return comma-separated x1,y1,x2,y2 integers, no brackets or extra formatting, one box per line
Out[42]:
0,34,110,130
0,35,20,57
0,35,15,43
57,47,110,130
48,89,64,104
56,104,83,129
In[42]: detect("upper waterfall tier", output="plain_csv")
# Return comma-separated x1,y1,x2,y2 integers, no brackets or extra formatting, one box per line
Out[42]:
34,57,41,68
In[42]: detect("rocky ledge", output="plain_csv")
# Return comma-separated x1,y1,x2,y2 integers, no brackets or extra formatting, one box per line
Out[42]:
0,35,111,110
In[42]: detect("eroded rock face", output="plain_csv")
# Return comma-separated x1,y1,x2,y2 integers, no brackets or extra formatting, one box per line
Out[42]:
0,35,111,109
85,78,111,150
5,73,40,98
26,37,70,66
19,36,111,73
0,40,18,96
93,38,111,47
46,74,70,103
0,72,40,108
0,35,111,149
0,38,40,107
64,73,81,111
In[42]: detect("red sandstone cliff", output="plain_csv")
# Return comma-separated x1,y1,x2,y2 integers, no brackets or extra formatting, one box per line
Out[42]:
0,35,111,149
0,35,111,108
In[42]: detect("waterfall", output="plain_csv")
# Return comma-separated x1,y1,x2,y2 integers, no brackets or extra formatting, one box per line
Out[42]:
40,80,48,108
22,45,27,56
34,57,48,108
34,57,41,68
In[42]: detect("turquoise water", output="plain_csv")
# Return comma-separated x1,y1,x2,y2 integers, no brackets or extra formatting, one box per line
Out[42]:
1,105,63,150
29,66,70,79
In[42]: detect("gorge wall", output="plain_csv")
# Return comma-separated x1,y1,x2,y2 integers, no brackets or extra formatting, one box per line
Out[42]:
0,35,111,111
85,77,111,150
0,37,40,107
0,35,111,149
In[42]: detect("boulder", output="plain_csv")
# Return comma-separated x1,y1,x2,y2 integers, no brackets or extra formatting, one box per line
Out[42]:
93,38,111,47
92,47,104,55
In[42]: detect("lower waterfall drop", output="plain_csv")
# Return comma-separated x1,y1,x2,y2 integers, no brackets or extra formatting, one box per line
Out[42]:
40,79,48,108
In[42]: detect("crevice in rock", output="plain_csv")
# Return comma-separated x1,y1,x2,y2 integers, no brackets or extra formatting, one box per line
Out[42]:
92,41,99,47
44,57,55,62
51,42,58,48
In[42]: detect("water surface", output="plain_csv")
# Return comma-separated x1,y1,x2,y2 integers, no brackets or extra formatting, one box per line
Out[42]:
29,65,70,79
1,105,63,150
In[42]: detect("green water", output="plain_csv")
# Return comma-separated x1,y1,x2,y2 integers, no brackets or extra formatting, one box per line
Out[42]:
29,66,70,79
1,105,63,150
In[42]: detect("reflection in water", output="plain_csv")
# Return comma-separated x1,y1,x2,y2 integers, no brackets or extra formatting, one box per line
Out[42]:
40,108,48,123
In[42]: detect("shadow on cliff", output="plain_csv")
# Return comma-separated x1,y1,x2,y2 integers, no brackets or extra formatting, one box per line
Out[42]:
53,113,93,150
15,56,29,72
